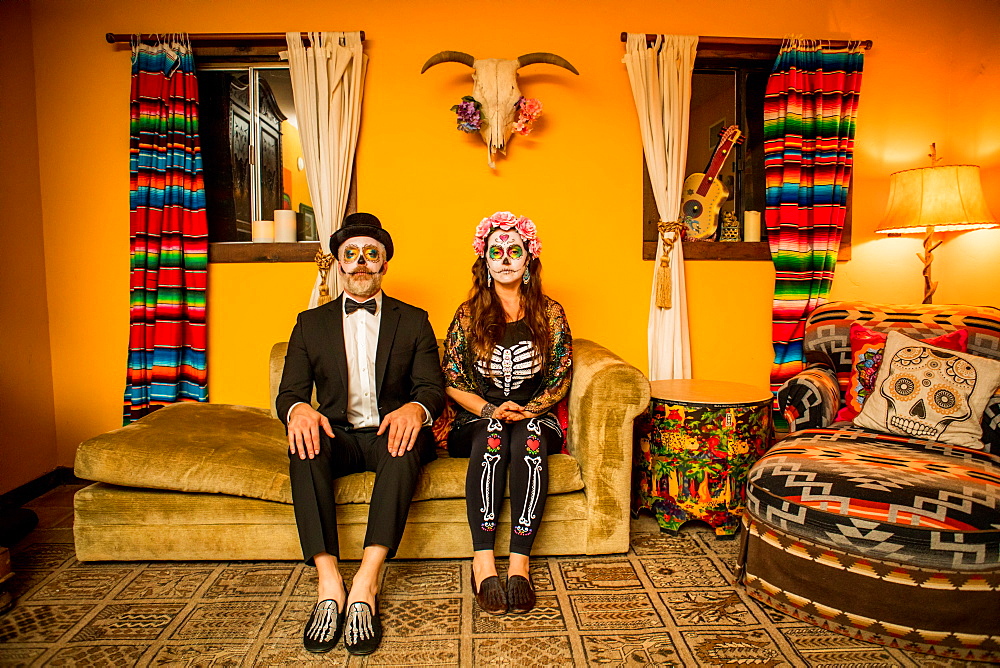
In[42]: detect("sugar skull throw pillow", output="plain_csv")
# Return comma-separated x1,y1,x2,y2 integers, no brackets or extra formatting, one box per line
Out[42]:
853,331,1000,448
834,324,968,422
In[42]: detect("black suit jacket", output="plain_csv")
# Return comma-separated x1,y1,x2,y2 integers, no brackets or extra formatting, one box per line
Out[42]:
276,294,446,430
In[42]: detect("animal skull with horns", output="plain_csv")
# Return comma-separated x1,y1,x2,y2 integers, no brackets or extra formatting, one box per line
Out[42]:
422,51,579,167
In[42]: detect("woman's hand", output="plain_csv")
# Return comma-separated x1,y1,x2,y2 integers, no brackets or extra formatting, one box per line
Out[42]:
494,401,523,421
445,387,540,422
495,401,541,422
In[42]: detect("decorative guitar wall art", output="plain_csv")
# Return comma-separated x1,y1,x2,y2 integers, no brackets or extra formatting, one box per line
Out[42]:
680,125,743,240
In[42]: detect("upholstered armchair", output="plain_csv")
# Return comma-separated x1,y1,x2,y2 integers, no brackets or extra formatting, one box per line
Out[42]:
740,301,1000,661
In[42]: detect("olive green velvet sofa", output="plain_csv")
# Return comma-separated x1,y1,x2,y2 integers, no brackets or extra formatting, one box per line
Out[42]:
73,339,649,562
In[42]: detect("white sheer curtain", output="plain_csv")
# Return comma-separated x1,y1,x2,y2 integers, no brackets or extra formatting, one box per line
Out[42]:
283,31,367,307
623,33,697,380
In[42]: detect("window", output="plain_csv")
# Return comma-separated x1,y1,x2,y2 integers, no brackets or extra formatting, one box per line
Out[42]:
192,42,355,262
641,38,852,261
104,34,360,262
198,64,311,241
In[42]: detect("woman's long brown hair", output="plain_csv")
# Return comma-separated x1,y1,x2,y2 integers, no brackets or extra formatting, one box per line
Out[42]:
467,255,550,373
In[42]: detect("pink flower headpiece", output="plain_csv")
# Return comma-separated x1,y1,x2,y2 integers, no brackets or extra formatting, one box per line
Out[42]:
472,211,542,257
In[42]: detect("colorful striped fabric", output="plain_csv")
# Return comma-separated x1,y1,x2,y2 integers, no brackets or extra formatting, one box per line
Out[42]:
124,37,208,424
764,42,865,406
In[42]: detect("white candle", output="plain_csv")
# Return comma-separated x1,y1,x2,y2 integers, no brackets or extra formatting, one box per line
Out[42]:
274,209,298,242
251,220,274,243
743,211,761,242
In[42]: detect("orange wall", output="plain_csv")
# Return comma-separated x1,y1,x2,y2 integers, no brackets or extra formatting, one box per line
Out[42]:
17,0,1000,465
280,120,312,212
0,0,58,493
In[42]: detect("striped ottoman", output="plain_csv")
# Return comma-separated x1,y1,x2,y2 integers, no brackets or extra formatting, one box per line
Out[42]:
740,427,1000,662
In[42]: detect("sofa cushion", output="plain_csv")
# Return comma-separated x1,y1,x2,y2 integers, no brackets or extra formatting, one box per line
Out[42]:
746,427,1000,571
75,403,292,503
854,331,1000,448
75,403,585,505
332,453,584,504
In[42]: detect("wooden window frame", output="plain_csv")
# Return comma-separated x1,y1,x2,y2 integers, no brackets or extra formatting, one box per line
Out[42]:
188,42,356,263
641,37,853,262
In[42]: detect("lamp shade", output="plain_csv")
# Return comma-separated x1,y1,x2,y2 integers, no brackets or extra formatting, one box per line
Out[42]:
876,165,998,234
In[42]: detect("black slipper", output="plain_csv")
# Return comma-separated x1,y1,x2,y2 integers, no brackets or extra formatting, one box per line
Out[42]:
302,598,345,653
472,572,508,615
343,599,382,655
507,575,536,614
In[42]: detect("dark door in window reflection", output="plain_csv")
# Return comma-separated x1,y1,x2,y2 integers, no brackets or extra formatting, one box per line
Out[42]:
199,71,286,241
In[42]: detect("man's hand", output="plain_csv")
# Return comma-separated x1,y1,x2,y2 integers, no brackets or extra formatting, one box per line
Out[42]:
288,404,334,460
378,402,425,457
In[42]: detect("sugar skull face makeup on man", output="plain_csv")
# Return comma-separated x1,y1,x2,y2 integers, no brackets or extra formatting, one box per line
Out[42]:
485,229,528,287
337,236,387,300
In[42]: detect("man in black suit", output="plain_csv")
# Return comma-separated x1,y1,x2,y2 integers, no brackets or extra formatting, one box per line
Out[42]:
276,213,445,656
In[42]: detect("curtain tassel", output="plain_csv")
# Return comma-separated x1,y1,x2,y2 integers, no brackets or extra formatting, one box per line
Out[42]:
315,250,336,305
656,221,685,309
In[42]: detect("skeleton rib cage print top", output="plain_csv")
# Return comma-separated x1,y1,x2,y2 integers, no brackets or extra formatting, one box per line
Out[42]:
476,321,543,407
443,297,573,431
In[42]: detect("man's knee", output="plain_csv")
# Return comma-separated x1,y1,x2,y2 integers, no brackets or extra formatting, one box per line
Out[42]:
288,444,333,473
379,440,434,482
383,444,422,469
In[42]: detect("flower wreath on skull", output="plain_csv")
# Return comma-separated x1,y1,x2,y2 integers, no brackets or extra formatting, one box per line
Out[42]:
878,344,977,440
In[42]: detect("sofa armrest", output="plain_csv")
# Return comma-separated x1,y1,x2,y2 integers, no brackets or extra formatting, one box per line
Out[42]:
269,342,319,420
776,363,840,432
269,342,287,419
566,339,650,555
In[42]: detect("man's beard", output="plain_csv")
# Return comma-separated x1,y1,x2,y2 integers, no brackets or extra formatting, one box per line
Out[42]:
342,267,383,299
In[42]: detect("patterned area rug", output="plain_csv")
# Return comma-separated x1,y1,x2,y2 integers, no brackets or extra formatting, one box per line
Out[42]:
0,485,992,667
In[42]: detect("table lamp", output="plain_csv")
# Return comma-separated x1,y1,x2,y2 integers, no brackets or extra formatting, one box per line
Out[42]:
876,145,998,303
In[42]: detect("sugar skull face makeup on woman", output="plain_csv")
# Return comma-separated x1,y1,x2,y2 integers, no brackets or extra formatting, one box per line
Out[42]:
485,229,528,286
472,211,542,295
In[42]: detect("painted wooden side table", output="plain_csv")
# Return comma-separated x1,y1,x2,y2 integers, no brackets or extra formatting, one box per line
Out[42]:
633,379,774,538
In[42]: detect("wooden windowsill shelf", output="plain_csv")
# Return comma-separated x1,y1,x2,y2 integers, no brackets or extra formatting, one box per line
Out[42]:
641,240,851,262
682,241,771,261
209,242,321,263
642,240,770,261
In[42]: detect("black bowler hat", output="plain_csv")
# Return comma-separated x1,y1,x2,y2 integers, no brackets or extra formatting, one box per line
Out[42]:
330,212,394,261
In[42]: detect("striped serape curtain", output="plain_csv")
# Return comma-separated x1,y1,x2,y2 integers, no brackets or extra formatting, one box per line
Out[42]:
764,40,864,404
124,36,209,423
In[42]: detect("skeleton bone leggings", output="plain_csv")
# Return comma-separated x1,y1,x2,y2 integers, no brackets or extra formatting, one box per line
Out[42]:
448,417,563,554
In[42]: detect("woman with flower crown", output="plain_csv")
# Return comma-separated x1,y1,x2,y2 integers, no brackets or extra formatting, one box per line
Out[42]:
441,211,573,615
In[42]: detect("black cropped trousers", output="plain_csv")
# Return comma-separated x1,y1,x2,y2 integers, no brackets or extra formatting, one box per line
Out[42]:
288,425,436,565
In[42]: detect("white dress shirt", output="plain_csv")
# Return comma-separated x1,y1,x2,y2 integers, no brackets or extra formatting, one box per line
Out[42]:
287,292,432,429
343,292,382,428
